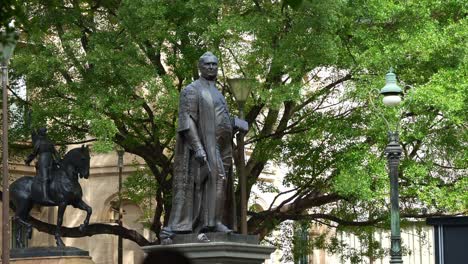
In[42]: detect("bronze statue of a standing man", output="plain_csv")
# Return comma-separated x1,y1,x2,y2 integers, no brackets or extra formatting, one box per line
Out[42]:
161,52,245,243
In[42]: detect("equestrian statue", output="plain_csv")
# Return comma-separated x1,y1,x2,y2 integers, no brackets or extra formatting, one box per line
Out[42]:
10,128,92,247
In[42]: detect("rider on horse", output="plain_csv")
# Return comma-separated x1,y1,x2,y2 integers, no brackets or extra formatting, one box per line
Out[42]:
25,127,60,204
12,144,91,247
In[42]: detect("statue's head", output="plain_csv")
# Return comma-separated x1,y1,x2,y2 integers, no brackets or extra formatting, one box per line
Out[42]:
37,127,47,137
198,52,218,81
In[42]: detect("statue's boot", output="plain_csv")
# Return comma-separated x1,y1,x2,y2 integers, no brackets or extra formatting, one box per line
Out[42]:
197,233,210,242
214,222,233,233
42,180,54,204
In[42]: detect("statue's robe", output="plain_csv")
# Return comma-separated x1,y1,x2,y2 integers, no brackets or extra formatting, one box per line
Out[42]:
167,77,237,233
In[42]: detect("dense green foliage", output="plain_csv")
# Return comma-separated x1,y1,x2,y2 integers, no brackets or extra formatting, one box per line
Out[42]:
5,0,466,260
0,1,24,59
1,1,24,33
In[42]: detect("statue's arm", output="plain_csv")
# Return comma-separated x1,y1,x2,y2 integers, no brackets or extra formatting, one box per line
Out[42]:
25,146,38,165
183,118,203,151
25,154,35,165
183,118,207,165
177,86,206,164
52,147,61,163
177,86,198,132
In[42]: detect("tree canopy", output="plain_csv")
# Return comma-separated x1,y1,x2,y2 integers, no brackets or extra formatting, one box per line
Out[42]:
3,0,467,258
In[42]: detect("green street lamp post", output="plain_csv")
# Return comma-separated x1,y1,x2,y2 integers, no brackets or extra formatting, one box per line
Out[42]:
1,30,18,264
227,78,253,235
380,69,404,264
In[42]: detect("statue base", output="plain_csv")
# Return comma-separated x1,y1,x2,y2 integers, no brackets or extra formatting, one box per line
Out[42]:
142,233,276,264
5,247,94,264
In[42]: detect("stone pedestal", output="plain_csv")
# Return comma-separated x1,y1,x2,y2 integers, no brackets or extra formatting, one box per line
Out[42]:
4,247,94,264
142,233,276,264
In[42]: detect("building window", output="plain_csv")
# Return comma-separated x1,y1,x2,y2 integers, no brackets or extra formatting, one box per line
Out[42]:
294,222,310,264
109,200,126,223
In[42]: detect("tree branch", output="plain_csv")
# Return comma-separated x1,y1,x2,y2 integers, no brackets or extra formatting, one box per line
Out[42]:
0,191,151,246
278,212,463,227
29,218,151,246
141,40,167,75
55,22,85,76
294,74,351,112
278,193,342,214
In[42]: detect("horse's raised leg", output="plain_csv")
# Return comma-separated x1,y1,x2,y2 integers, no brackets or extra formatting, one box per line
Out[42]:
13,216,33,248
55,204,67,247
13,200,33,248
13,217,24,248
73,199,92,232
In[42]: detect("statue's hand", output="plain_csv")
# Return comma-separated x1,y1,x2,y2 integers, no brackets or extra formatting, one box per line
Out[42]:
194,148,207,166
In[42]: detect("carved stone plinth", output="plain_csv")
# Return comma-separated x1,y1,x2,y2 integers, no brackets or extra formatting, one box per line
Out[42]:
4,247,94,264
142,233,276,264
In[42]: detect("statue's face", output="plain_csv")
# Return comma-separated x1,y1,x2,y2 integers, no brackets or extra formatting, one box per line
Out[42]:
199,55,218,80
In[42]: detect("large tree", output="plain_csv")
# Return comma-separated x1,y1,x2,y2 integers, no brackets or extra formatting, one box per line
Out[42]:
3,0,466,254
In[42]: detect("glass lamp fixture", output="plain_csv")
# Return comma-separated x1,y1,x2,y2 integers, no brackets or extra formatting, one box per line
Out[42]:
0,31,18,64
380,68,403,107
227,78,254,104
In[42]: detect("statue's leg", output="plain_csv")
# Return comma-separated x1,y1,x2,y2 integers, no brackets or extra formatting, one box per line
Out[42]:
13,217,24,248
72,199,92,232
55,204,66,247
15,216,32,229
26,222,32,239
42,179,48,201
14,200,33,248
215,174,227,222
39,163,53,203
45,166,55,203
214,177,232,233
214,134,233,233
160,227,175,245
12,217,32,248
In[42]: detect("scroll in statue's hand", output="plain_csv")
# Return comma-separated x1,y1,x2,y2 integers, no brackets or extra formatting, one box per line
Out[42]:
232,117,248,133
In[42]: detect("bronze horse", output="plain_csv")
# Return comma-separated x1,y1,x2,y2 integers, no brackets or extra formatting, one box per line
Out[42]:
10,145,92,247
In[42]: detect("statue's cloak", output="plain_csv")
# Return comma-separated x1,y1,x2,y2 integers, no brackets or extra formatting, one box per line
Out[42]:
167,78,237,233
